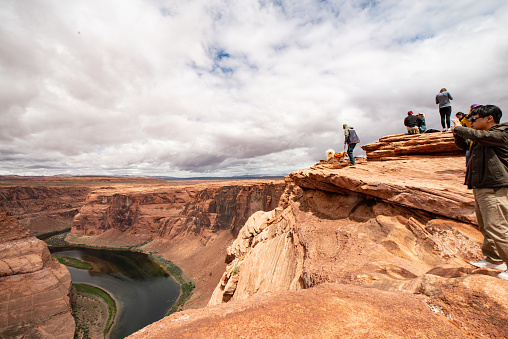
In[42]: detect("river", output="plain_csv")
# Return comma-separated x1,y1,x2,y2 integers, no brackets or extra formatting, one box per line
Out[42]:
51,247,180,338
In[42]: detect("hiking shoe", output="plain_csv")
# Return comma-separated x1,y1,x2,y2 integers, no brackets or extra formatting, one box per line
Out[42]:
498,270,508,281
469,259,507,270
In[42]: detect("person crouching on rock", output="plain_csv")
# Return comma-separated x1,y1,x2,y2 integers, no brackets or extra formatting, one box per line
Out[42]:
452,104,508,281
417,113,427,133
343,124,360,165
404,111,420,135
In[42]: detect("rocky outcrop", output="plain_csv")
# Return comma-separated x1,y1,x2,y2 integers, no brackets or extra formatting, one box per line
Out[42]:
0,213,75,338
206,155,508,337
7,152,508,338
129,283,467,338
361,131,463,161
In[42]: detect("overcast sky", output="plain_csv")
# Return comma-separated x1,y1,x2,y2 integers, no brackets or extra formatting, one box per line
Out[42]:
1,1,508,178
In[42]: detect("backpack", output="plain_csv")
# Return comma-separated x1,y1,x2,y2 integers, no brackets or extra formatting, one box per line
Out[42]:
347,130,360,144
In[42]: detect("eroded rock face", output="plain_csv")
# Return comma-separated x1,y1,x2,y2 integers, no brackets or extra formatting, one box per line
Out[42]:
207,156,508,337
0,185,90,235
209,208,305,304
69,180,285,308
0,176,167,236
72,181,285,241
0,213,75,338
361,132,463,161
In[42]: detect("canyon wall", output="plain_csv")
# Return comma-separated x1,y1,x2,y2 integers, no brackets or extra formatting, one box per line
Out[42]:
0,213,75,338
0,185,89,235
72,180,284,240
67,180,285,308
0,177,286,336
4,131,508,338
209,156,480,302
175,133,508,338
0,176,167,236
131,153,507,338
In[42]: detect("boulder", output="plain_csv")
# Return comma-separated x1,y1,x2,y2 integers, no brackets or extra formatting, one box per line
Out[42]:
0,213,75,338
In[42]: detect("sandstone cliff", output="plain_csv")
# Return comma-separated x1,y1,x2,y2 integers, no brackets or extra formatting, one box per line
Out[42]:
0,185,89,235
0,176,165,236
67,180,285,308
72,180,283,240
129,151,508,337
5,132,508,338
194,136,506,337
0,213,75,338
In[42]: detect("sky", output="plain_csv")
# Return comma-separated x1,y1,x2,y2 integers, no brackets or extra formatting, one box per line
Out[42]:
1,0,508,178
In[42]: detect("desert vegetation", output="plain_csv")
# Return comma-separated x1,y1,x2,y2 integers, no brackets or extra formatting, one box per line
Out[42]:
149,253,196,315
72,283,116,338
53,255,93,270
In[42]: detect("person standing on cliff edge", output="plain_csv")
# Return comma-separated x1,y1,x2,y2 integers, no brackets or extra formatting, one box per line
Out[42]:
436,88,453,131
452,105,508,280
343,124,360,165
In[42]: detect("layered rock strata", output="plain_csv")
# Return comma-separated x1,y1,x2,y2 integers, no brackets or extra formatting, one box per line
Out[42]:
72,180,285,240
0,213,75,338
207,156,508,337
361,131,463,161
0,176,166,235
68,180,285,308
0,186,89,235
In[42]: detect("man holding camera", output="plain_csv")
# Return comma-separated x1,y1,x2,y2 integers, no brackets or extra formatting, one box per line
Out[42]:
453,105,508,280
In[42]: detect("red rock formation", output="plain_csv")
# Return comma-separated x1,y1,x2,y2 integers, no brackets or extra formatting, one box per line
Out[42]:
206,156,508,337
0,177,286,312
0,176,166,235
0,186,89,235
361,131,463,161
6,156,508,338
72,180,285,240
68,180,285,308
130,283,467,338
0,213,75,338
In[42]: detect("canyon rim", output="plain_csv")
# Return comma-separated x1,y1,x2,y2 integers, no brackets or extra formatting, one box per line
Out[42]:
1,132,508,338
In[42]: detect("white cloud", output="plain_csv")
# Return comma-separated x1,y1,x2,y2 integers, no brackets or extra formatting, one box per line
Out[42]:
1,0,508,177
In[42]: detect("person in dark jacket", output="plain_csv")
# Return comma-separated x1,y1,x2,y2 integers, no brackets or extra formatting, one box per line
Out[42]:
343,124,360,165
453,104,508,280
404,111,420,134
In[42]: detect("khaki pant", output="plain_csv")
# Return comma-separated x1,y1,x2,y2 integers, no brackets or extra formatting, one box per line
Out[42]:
474,187,508,264
406,126,419,134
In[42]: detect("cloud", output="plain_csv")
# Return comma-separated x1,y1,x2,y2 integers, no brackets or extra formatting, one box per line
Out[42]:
1,0,508,177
